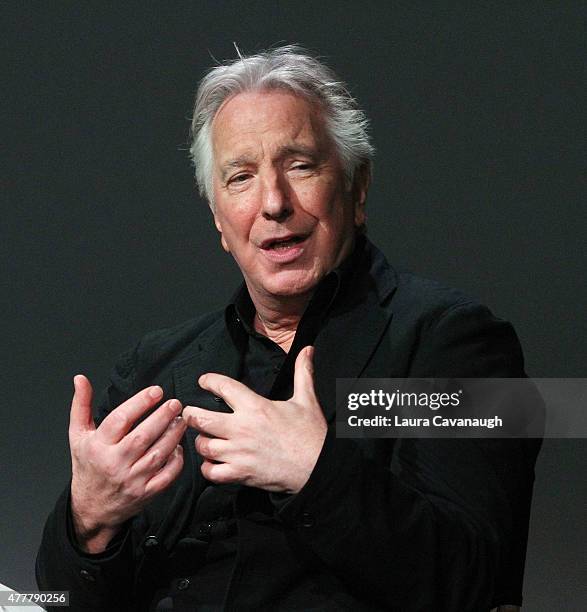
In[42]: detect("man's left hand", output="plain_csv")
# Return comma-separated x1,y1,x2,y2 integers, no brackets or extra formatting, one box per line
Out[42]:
182,346,327,494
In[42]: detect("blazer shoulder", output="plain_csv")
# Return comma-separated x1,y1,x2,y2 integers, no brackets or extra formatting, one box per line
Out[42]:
134,309,225,364
392,270,489,323
95,309,226,415
389,271,526,377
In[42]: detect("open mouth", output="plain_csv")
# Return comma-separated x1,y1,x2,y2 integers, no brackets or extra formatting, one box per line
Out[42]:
261,234,308,250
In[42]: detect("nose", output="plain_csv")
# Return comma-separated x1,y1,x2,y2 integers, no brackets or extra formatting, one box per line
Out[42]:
261,170,292,221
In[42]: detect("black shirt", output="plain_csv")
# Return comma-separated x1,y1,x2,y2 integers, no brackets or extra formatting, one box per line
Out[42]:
156,242,359,610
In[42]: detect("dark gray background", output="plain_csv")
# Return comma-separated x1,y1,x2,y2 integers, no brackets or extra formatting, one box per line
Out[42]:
2,2,585,608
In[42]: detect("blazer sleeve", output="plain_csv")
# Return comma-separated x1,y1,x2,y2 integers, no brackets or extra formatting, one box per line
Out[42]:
275,301,542,611
35,346,141,612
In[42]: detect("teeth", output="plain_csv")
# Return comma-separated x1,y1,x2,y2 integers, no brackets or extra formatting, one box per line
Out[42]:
269,237,302,249
272,239,296,249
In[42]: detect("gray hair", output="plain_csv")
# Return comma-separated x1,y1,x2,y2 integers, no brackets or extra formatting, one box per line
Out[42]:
189,45,375,209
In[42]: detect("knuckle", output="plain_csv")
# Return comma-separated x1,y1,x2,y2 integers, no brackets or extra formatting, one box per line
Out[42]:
72,435,91,458
111,410,130,431
149,450,167,472
166,445,181,465
147,449,160,466
193,413,208,429
158,451,172,471
103,458,122,481
195,435,209,456
185,412,197,429
230,463,246,481
126,482,145,500
185,411,200,428
130,431,149,450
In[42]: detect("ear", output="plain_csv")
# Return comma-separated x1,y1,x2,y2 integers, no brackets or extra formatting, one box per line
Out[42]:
213,209,231,254
352,164,370,227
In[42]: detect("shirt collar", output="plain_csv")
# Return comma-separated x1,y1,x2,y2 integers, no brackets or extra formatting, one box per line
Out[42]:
225,234,367,341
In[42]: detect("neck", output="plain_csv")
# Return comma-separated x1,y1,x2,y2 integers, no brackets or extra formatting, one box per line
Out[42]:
249,290,312,353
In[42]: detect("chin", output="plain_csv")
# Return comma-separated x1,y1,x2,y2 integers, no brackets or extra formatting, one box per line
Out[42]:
260,270,321,298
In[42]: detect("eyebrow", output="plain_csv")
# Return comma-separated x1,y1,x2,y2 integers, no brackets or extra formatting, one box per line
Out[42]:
220,155,258,181
278,144,320,159
219,144,321,181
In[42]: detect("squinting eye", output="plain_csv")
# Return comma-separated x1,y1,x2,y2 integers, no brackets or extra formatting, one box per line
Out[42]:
230,174,251,184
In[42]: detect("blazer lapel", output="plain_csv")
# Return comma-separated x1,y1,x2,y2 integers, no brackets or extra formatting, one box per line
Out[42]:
173,317,242,466
153,319,241,549
173,319,241,409
313,245,398,423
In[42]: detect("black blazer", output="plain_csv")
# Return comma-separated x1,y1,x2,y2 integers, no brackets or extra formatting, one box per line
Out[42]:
36,239,541,611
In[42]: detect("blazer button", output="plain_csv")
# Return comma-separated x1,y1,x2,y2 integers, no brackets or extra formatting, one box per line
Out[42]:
80,569,96,582
177,578,190,591
143,535,159,550
197,522,213,540
301,512,314,528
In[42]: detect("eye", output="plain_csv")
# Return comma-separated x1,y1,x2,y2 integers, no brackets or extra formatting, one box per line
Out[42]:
228,173,252,185
291,162,315,172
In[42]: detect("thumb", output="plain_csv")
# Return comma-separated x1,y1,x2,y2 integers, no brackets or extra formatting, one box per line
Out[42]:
293,346,317,403
69,374,96,435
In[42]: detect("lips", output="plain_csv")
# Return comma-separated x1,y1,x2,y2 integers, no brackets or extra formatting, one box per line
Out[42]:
257,232,310,264
260,233,309,250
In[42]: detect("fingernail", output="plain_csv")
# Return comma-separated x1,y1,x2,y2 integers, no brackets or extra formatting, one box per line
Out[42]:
149,386,163,399
170,415,183,428
73,374,83,388
168,399,182,414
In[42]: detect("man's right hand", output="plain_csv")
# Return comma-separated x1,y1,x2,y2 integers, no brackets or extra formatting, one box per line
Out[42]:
68,375,187,553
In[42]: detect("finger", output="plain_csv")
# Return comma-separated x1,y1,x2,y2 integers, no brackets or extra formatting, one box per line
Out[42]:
144,444,184,497
98,385,164,444
198,373,259,412
182,406,232,439
129,411,187,475
69,375,96,435
293,346,317,402
200,459,238,485
195,433,230,462
122,399,184,463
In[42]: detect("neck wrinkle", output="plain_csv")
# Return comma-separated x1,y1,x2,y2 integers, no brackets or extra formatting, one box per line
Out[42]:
252,306,301,353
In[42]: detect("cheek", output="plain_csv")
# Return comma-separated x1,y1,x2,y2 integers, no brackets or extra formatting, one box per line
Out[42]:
217,205,256,241
319,195,352,234
298,182,341,220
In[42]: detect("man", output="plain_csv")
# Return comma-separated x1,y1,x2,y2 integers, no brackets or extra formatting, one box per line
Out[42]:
37,46,540,611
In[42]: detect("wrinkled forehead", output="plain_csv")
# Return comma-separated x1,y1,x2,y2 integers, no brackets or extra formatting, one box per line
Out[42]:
210,90,333,167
